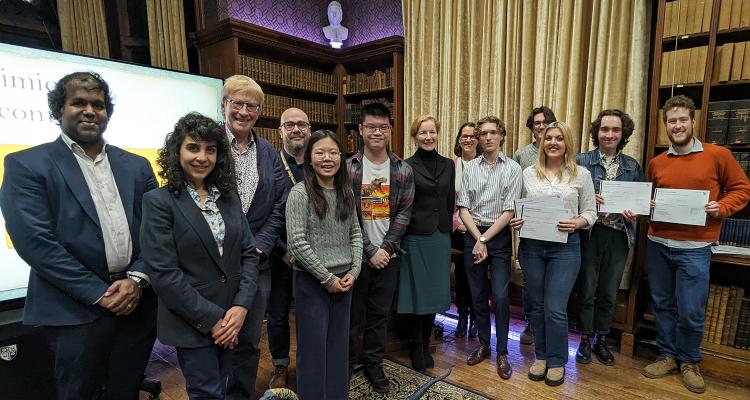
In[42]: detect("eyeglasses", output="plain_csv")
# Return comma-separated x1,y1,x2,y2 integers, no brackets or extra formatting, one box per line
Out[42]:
362,124,392,133
281,121,311,131
459,135,477,142
226,98,261,113
312,150,341,160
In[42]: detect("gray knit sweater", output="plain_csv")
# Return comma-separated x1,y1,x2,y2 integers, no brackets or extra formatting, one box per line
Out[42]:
285,184,363,287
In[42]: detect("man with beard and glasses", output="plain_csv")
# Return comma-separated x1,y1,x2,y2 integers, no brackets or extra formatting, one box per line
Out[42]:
221,75,289,400
0,71,157,400
642,95,750,394
267,108,311,389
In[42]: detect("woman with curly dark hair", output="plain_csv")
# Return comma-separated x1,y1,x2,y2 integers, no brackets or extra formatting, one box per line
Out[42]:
141,112,259,399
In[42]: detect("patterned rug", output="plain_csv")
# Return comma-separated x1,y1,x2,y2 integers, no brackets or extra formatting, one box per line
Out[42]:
349,359,490,400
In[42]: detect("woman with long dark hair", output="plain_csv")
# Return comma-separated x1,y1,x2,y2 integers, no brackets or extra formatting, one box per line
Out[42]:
141,112,258,399
451,122,481,339
285,130,363,399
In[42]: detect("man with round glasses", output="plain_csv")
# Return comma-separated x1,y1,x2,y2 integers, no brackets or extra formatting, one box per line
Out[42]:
267,107,311,389
222,75,289,400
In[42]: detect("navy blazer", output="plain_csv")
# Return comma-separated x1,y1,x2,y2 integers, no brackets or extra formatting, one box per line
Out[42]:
0,137,157,326
245,132,289,266
140,187,258,348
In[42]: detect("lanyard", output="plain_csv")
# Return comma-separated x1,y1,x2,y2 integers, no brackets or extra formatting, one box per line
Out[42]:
280,150,298,185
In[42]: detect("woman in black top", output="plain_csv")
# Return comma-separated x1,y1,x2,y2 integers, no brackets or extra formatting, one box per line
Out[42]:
395,114,455,371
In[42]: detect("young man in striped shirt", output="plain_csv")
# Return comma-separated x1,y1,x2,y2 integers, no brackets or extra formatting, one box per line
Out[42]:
458,115,523,380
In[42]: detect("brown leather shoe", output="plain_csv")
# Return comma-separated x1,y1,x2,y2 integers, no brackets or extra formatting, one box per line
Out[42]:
496,354,512,379
467,345,490,365
269,365,288,389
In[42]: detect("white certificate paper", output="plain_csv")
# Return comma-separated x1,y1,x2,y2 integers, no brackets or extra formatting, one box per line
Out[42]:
519,206,574,243
514,195,563,216
598,181,653,215
651,188,710,226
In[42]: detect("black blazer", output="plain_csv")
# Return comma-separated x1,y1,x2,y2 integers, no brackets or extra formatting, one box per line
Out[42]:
140,187,258,348
0,137,157,326
405,152,455,234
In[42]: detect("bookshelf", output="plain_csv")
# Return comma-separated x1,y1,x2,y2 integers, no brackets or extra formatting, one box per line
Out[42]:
623,0,750,385
192,19,404,157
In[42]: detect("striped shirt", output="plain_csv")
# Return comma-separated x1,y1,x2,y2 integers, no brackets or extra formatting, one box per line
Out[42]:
457,153,522,226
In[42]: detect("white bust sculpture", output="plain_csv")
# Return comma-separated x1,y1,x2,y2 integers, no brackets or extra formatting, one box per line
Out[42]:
323,1,348,48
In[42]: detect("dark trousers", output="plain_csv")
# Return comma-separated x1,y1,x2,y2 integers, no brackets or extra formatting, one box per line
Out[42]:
294,270,352,400
463,227,511,354
451,230,472,310
267,254,294,367
227,260,272,400
349,256,401,366
519,233,581,368
176,345,232,400
577,224,629,336
43,291,156,400
646,238,711,363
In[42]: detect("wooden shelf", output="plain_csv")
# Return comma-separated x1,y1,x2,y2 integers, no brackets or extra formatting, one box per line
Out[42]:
343,87,394,101
255,79,337,101
701,340,750,361
711,254,750,266
658,82,704,89
716,26,750,45
256,115,337,128
662,31,710,49
711,79,750,88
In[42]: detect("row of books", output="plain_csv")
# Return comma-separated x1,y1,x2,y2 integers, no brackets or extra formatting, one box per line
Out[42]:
656,109,702,146
718,217,750,247
704,284,749,349
712,41,750,83
260,94,336,124
717,0,750,31
345,130,363,154
705,100,750,145
661,46,707,85
662,0,712,38
254,127,282,151
341,68,393,94
239,55,337,95
343,98,394,124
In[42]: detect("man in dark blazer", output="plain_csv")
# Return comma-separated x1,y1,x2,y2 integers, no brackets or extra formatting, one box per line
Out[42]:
222,75,289,400
0,72,157,400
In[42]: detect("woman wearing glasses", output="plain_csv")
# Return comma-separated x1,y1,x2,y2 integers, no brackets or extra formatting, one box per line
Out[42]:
141,113,258,399
510,121,596,386
285,130,362,399
451,122,481,339
396,114,455,371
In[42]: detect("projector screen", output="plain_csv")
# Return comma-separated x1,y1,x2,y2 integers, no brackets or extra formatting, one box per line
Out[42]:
0,42,224,304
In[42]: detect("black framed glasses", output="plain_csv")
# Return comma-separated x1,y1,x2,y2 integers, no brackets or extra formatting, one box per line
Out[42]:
281,121,311,131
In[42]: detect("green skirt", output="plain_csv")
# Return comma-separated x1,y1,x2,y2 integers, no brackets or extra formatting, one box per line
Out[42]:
395,232,451,314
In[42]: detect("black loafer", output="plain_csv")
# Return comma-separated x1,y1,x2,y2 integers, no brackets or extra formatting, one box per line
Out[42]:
576,337,592,364
593,337,615,366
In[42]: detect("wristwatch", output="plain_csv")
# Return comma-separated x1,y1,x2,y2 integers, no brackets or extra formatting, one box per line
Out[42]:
128,275,149,290
479,236,487,243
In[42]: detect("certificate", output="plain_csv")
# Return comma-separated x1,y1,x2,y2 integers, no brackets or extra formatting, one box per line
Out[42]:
519,206,574,243
514,195,563,216
598,181,653,215
651,188,710,226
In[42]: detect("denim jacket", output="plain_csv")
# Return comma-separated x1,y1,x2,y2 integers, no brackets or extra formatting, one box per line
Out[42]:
576,149,645,247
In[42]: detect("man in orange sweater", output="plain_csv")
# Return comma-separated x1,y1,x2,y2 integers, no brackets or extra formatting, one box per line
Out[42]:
642,95,750,394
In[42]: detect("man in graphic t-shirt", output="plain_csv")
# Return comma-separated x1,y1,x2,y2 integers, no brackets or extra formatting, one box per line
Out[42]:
347,103,414,394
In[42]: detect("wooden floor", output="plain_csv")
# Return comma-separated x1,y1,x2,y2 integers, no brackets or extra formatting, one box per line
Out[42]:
142,313,750,400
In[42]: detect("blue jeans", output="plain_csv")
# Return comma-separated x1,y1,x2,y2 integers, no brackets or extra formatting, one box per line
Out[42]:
519,233,581,368
646,238,711,363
